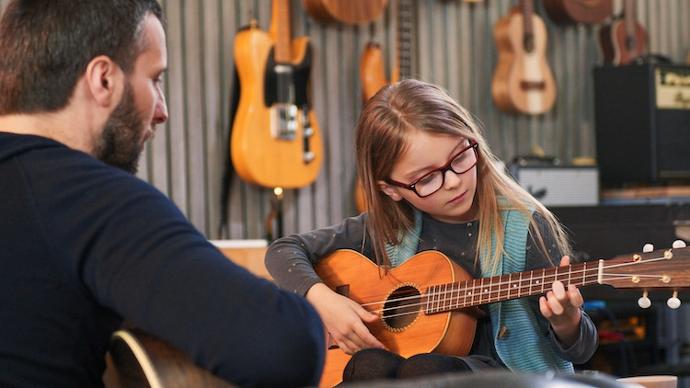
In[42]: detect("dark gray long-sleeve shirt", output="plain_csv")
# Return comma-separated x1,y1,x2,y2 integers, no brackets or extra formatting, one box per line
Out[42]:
265,212,598,366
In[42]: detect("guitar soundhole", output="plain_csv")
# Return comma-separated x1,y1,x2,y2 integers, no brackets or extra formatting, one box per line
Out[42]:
382,285,421,330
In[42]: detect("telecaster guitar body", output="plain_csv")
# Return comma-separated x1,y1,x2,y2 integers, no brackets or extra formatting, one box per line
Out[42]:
231,24,323,188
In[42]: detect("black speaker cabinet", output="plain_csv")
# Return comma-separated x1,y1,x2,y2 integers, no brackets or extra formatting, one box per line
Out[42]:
593,64,690,187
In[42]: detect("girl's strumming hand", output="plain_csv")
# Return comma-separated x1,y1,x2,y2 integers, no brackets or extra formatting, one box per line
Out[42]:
306,282,386,355
538,255,584,347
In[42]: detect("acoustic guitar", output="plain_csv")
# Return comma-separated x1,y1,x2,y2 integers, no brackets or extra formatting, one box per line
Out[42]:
543,0,612,25
105,329,233,388
355,0,416,212
492,0,557,115
316,245,690,387
302,0,388,25
598,0,647,66
231,0,323,189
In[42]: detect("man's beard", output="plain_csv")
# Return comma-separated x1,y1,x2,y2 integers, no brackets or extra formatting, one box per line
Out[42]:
94,84,146,174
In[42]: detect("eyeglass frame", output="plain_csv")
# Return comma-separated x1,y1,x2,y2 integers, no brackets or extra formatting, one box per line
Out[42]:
386,142,479,198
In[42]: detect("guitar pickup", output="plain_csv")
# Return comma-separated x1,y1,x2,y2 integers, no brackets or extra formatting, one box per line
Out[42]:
270,103,298,141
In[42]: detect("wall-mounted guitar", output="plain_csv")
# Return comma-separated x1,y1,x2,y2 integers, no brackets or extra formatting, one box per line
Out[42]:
598,0,647,66
354,0,416,212
302,0,388,25
316,242,690,387
492,0,557,115
231,0,323,189
543,0,612,25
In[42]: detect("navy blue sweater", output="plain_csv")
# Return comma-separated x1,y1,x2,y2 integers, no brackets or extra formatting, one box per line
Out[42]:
0,132,324,387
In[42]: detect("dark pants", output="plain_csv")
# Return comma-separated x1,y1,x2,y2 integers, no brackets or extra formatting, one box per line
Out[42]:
342,349,504,382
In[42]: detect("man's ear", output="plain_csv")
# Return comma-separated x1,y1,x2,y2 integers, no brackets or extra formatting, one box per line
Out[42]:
84,55,124,107
377,180,403,201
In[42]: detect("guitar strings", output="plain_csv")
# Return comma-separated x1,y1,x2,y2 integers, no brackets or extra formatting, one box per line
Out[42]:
353,254,673,318
372,274,658,320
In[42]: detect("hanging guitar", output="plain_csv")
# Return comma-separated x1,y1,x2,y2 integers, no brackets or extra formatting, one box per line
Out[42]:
231,0,323,189
302,0,388,25
543,0,612,25
598,0,647,66
316,242,690,387
492,0,557,115
355,0,416,212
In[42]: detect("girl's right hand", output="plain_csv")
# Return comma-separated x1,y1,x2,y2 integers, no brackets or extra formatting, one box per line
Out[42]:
306,282,386,355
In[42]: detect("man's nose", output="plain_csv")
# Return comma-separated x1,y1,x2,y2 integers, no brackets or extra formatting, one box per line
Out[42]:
153,89,168,125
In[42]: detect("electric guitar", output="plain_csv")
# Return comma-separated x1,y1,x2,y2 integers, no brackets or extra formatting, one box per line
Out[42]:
492,0,557,115
231,0,323,189
355,0,416,212
316,245,690,387
598,0,647,66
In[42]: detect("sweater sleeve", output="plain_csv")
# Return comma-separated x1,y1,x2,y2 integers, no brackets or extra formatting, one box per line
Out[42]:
525,213,599,364
265,213,370,296
31,154,325,387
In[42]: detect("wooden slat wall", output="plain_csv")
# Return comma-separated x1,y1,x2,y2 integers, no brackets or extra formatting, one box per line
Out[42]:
2,0,689,240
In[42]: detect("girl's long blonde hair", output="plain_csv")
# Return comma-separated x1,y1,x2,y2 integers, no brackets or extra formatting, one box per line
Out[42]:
356,79,570,271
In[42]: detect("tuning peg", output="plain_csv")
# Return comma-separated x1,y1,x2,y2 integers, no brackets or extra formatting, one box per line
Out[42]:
638,291,652,309
643,243,654,253
667,291,681,309
672,240,687,248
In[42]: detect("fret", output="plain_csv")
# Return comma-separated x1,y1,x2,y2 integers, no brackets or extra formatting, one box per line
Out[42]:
463,281,468,309
541,268,546,294
488,276,493,303
529,270,534,295
442,283,448,311
508,273,512,300
470,279,476,307
480,278,485,304
582,261,586,287
518,271,523,298
425,286,430,313
567,265,571,288
554,266,559,286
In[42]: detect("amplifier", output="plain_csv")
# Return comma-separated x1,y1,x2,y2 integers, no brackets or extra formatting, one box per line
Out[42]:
509,165,599,207
593,63,690,187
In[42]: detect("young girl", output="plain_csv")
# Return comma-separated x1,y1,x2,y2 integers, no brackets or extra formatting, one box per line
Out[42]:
265,79,597,381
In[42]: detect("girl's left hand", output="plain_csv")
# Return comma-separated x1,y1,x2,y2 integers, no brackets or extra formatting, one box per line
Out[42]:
538,255,584,347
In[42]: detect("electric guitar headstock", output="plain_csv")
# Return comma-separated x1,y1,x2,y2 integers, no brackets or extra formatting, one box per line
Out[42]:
597,241,690,309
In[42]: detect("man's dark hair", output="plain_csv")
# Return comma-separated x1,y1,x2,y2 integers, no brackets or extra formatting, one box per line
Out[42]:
0,0,164,115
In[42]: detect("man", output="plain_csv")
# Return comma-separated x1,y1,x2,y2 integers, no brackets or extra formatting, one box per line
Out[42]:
0,1,325,387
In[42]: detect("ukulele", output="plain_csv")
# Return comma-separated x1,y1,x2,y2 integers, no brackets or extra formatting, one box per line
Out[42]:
355,0,416,212
316,244,690,387
598,0,647,66
492,0,557,115
543,0,612,25
302,0,388,25
231,0,323,189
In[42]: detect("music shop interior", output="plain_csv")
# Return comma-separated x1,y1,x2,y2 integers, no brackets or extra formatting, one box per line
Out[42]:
1,0,689,387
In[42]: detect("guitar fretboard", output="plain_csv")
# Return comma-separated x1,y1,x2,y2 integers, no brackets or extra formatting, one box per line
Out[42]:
424,261,599,314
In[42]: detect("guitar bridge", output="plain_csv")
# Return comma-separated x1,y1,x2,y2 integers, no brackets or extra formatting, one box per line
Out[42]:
270,104,298,141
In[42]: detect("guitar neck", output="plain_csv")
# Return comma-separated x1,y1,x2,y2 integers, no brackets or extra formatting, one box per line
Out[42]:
425,261,600,314
397,0,414,79
520,0,535,52
271,0,292,63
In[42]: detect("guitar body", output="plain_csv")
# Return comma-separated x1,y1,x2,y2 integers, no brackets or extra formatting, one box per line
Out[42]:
543,0,612,25
303,0,388,25
609,20,647,65
492,9,557,115
355,42,395,212
316,250,477,387
106,329,233,388
231,24,323,188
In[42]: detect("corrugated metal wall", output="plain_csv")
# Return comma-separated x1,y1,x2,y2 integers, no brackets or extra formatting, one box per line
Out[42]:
2,0,689,240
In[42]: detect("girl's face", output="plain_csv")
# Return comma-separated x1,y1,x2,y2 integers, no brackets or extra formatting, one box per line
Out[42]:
379,131,478,224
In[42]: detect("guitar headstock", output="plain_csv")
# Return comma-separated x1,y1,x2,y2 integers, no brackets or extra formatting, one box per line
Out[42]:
598,245,690,290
